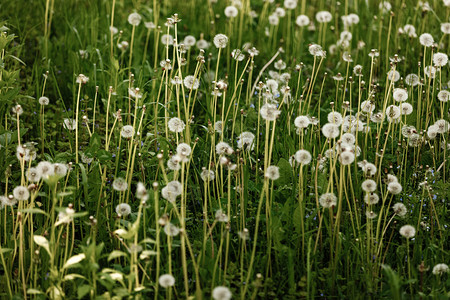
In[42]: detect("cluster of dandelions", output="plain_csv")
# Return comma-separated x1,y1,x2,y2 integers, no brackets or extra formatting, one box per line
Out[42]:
1,158,70,208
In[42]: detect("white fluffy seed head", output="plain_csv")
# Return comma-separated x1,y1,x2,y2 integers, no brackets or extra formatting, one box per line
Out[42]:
294,149,312,165
213,34,229,48
399,225,416,239
265,166,280,180
321,123,340,139
128,12,142,26
168,117,186,133
159,274,176,288
212,286,232,300
419,33,434,47
392,202,407,217
319,193,337,208
116,203,132,217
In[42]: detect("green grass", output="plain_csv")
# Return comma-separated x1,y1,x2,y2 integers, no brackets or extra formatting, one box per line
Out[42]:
0,0,449,299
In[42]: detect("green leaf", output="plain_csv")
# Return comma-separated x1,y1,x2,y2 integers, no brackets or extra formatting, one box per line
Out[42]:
97,149,113,161
0,248,12,254
77,285,91,299
276,158,294,186
63,253,86,269
19,208,50,217
78,163,89,199
34,236,52,258
108,250,128,262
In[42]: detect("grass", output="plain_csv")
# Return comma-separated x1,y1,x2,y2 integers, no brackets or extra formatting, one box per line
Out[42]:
0,0,449,298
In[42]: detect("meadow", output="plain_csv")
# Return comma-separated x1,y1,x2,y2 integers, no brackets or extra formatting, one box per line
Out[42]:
0,0,449,298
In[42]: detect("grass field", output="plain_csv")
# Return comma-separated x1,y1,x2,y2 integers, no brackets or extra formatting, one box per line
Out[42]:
0,0,449,299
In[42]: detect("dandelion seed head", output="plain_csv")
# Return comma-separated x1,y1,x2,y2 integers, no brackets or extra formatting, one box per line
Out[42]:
212,286,232,300
159,274,176,288
213,34,229,48
399,225,416,238
13,186,30,201
432,264,449,275
319,193,337,208
116,203,132,217
265,165,280,180
392,202,407,217
296,15,310,26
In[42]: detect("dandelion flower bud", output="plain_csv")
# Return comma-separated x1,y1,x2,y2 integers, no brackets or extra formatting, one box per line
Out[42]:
319,193,337,208
265,166,280,180
432,264,449,276
127,12,142,26
112,177,128,192
116,203,132,217
159,274,176,288
168,117,185,133
213,34,229,48
399,225,415,239
13,186,30,201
